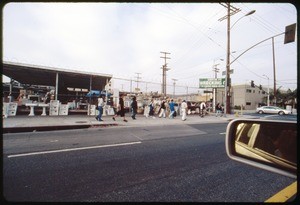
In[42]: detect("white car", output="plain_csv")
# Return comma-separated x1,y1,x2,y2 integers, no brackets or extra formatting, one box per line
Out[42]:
256,106,291,115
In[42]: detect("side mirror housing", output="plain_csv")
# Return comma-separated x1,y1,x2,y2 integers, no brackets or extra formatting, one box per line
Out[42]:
225,119,297,178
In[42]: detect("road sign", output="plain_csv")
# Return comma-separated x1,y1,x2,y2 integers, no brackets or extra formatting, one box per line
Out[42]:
222,69,234,76
199,78,225,88
284,23,296,44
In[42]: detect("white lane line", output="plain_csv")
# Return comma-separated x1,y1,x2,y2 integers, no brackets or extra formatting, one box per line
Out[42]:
7,141,142,158
220,132,226,135
50,140,59,143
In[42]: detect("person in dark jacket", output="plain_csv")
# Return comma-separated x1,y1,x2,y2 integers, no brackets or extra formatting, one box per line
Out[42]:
131,96,138,120
158,100,166,118
215,103,223,117
112,95,128,122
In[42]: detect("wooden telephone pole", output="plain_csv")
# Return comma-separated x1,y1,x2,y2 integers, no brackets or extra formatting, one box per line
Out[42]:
160,52,171,96
218,3,241,115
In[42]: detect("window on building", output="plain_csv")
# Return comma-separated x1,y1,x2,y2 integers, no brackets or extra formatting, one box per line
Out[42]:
246,102,251,106
246,89,252,93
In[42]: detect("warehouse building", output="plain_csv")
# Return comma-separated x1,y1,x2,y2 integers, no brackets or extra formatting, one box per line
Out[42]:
215,84,268,111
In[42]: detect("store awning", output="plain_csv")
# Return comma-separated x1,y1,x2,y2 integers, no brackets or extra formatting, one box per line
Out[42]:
2,62,112,91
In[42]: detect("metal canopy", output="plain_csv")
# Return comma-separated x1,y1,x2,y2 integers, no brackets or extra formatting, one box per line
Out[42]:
2,62,112,91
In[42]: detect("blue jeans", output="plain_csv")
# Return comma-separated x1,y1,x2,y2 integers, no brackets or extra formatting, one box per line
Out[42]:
97,106,103,120
216,110,222,117
169,110,175,118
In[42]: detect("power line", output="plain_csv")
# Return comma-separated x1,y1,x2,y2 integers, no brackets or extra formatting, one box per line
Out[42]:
239,3,282,34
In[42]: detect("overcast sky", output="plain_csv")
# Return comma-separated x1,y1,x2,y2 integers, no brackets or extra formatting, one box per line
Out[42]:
2,2,297,94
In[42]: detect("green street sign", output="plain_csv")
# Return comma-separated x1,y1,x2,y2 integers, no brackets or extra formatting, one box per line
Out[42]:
199,78,225,88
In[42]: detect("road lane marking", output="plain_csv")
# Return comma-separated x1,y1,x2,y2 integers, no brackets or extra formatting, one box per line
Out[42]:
50,140,59,142
220,132,226,135
265,181,297,202
7,141,142,158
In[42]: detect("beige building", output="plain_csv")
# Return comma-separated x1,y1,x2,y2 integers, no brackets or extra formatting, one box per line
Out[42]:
171,84,268,111
215,84,268,110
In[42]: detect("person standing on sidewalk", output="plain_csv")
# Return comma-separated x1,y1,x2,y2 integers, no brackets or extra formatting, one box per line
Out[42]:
169,99,175,119
148,98,156,119
215,103,223,117
181,100,188,121
131,96,138,120
112,95,128,122
200,101,206,118
96,95,105,121
158,99,166,118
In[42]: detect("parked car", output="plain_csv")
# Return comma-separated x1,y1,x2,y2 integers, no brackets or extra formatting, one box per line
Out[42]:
256,106,292,115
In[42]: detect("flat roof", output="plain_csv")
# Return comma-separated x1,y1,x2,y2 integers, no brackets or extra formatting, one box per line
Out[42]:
2,61,112,91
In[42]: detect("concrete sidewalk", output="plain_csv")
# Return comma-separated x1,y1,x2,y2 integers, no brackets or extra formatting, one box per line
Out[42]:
2,113,257,133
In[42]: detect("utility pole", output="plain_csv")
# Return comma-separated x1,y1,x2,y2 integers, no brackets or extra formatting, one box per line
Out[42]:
212,64,220,112
219,2,241,116
130,78,133,94
263,75,270,106
172,78,178,98
272,37,277,105
135,72,141,92
186,86,188,101
160,52,171,96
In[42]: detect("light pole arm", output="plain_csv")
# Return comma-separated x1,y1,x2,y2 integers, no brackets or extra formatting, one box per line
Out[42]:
229,32,285,66
231,10,256,30
230,16,246,30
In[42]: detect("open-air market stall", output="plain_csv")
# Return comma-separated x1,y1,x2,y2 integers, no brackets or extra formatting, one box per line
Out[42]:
2,61,112,116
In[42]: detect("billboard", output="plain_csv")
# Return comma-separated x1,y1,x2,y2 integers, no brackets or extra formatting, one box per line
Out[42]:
199,78,225,88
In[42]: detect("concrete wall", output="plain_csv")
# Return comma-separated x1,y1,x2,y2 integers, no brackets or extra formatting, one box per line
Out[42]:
232,84,268,110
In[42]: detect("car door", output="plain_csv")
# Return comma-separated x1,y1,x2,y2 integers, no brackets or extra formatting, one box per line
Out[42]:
268,106,277,114
263,106,271,114
271,107,280,114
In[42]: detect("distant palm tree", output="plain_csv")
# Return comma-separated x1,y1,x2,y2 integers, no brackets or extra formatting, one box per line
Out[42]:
271,88,297,108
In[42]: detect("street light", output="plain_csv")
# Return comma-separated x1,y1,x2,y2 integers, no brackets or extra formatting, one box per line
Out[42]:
231,10,256,29
263,74,270,106
224,9,256,116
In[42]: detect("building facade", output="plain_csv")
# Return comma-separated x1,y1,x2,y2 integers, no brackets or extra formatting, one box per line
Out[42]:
215,84,268,111
232,84,268,110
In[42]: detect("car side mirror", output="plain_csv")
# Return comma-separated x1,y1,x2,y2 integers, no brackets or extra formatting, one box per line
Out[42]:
225,119,297,178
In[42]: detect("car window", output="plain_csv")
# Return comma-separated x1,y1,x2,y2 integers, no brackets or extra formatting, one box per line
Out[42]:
253,124,297,164
236,123,257,145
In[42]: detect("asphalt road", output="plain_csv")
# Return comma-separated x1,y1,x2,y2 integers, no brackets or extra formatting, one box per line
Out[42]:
3,123,295,202
247,112,297,121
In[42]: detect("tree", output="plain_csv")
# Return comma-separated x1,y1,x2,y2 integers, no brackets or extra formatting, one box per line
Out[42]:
272,88,297,108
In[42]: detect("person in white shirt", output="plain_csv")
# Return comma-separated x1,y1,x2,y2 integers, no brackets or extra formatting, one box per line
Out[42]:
200,101,206,118
96,95,105,121
181,100,188,121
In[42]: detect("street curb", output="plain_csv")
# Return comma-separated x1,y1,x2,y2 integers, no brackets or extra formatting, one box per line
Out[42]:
3,123,119,134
